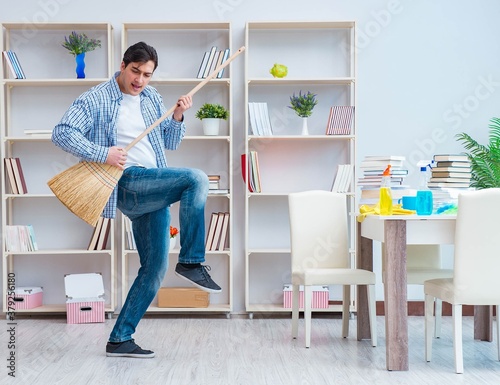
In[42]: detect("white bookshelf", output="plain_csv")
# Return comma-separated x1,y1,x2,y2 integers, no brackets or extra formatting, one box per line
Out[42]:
0,22,116,316
119,22,233,316
244,21,357,317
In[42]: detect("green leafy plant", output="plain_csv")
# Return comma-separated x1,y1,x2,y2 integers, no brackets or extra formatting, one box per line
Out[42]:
195,103,229,120
62,31,101,56
288,91,318,118
455,117,500,189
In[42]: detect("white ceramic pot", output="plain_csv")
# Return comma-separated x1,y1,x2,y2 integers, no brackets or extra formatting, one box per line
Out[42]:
202,118,220,136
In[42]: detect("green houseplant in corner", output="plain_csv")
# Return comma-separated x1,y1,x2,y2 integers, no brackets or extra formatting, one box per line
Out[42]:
195,103,229,136
62,31,102,79
455,117,500,189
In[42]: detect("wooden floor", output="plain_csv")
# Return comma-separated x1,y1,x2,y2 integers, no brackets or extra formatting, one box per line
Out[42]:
3,314,500,385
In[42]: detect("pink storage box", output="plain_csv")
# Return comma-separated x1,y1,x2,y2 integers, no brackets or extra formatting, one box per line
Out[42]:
8,287,43,310
64,273,105,324
283,284,329,309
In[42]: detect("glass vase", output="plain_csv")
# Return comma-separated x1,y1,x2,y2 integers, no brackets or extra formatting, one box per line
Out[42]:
75,53,86,79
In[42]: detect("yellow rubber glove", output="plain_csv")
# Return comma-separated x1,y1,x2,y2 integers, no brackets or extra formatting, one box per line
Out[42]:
357,203,416,222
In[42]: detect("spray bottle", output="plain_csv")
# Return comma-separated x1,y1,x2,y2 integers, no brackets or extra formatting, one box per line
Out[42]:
379,165,393,215
416,165,433,215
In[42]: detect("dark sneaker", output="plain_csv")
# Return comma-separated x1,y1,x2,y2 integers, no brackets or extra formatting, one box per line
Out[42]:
175,263,222,293
106,339,155,358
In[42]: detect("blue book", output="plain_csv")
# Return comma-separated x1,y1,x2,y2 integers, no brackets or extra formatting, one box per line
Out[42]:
8,51,25,79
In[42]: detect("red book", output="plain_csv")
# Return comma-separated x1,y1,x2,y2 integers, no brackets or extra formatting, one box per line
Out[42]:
240,154,253,192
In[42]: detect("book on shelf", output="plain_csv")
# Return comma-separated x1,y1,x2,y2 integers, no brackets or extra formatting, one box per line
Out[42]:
196,51,210,79
96,218,111,250
23,129,53,135
5,51,26,79
249,150,262,193
433,161,470,168
216,48,230,78
202,46,218,78
429,177,471,183
433,154,469,162
248,102,272,136
2,50,18,78
325,106,354,135
331,164,353,193
431,166,471,173
124,216,137,250
205,212,220,251
428,181,471,188
431,171,472,178
208,189,229,195
208,174,220,190
240,153,253,192
4,157,27,194
210,212,225,251
4,158,19,194
5,225,38,252
217,212,230,251
88,217,104,250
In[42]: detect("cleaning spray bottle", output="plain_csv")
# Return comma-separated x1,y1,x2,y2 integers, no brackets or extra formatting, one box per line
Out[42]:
379,165,393,215
416,165,433,215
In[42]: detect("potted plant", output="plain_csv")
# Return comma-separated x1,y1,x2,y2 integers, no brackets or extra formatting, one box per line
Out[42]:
195,103,229,135
455,117,500,189
61,31,102,79
288,91,318,135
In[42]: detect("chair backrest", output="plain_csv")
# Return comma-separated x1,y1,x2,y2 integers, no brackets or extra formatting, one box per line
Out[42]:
288,191,349,273
453,188,500,304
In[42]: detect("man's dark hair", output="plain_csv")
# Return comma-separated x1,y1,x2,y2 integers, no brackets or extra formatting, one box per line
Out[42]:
122,41,158,71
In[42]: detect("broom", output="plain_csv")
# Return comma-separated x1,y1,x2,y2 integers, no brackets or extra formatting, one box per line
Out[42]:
48,46,246,227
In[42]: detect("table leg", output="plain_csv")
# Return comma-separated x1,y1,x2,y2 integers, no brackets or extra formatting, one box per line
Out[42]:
474,305,493,341
384,220,409,371
357,222,372,341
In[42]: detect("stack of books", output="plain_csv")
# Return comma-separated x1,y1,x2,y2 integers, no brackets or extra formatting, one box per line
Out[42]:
208,174,229,194
428,154,473,210
357,155,410,205
205,212,230,251
429,154,471,189
241,152,262,193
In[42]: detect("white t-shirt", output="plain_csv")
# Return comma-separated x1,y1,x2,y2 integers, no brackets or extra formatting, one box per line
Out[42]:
116,93,157,169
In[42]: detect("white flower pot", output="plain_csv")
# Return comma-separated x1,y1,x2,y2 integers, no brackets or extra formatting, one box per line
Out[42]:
202,118,220,136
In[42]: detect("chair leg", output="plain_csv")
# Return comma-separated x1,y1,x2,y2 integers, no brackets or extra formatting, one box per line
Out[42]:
434,298,443,338
424,294,434,362
453,304,464,374
304,285,313,348
367,284,377,347
342,285,350,338
291,284,300,339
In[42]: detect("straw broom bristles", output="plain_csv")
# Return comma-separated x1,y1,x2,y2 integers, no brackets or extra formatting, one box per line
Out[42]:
47,47,245,227
48,162,123,226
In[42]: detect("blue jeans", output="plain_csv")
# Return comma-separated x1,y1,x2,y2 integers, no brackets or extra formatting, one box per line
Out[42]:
109,166,209,343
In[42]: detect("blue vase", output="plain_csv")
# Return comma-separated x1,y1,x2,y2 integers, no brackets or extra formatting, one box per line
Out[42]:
75,53,86,79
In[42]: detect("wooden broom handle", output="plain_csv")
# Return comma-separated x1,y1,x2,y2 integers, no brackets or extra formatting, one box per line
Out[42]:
124,46,245,151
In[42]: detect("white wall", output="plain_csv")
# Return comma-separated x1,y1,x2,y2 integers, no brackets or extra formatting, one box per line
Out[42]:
3,0,500,311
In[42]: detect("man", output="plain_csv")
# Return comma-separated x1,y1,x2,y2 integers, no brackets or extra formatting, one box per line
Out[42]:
52,42,221,358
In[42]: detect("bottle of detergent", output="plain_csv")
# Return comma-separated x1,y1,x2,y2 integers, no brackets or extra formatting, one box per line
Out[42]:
416,166,433,215
379,165,393,215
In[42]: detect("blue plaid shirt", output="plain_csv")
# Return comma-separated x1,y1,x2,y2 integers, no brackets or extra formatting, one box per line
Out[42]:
52,72,186,218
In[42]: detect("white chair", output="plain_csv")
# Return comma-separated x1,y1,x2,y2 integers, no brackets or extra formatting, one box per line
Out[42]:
382,244,453,337
424,188,500,373
288,190,377,348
